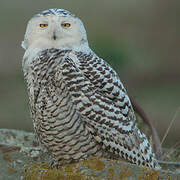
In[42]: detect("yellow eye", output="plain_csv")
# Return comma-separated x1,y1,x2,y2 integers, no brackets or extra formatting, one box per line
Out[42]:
39,24,48,28
61,23,71,28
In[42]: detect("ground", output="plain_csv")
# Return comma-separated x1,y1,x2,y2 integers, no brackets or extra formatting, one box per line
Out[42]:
0,129,179,180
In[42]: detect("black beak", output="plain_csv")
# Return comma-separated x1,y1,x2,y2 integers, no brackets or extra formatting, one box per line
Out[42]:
53,31,57,40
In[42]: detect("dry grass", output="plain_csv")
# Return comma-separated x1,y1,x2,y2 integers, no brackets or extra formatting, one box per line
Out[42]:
161,107,180,147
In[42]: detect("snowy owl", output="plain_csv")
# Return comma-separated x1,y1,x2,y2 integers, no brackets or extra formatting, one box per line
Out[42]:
22,8,160,169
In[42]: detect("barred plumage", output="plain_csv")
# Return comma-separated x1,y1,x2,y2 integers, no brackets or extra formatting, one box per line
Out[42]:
22,9,160,169
38,8,73,17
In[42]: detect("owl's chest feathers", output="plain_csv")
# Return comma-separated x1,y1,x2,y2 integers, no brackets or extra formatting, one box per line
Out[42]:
26,60,66,118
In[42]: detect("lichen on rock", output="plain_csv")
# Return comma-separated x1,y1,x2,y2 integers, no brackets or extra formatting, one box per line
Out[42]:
0,128,179,180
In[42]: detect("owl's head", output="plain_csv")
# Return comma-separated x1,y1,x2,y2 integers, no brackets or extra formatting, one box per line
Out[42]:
22,9,89,51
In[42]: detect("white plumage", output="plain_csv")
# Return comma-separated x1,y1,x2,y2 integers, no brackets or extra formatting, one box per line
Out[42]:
22,8,160,169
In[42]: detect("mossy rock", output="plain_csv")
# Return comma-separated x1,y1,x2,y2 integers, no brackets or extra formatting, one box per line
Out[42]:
0,129,179,180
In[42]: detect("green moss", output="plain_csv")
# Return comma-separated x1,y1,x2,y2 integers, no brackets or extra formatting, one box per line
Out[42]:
24,157,106,180
8,167,15,174
119,166,132,180
81,157,105,171
24,162,89,180
107,165,115,179
138,167,160,180
24,158,177,180
24,163,61,180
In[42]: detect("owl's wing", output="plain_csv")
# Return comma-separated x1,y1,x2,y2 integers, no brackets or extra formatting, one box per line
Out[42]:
54,52,159,168
72,52,163,160
73,51,133,119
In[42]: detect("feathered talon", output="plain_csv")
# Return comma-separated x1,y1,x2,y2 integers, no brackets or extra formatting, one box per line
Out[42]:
50,159,61,169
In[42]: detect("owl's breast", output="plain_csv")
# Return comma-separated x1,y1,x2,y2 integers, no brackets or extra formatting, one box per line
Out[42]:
26,58,73,129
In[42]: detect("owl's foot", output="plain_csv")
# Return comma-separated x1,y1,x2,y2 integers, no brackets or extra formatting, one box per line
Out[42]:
50,159,61,169
50,158,78,169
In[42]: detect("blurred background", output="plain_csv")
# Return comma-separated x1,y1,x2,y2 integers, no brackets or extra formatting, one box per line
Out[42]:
0,0,179,148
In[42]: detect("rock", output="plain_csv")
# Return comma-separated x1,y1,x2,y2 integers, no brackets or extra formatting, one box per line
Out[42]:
0,128,179,180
